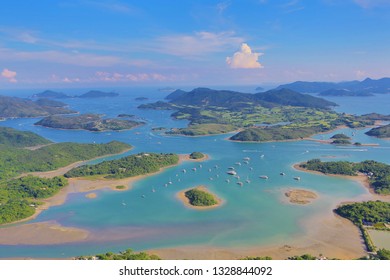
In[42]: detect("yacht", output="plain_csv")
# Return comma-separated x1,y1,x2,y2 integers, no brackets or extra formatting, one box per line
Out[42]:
294,176,301,181
227,170,237,175
259,175,269,179
280,172,286,176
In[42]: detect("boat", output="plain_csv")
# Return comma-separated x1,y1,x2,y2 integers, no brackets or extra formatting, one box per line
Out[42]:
141,195,146,198
164,183,168,187
228,167,235,170
237,182,243,186
209,177,214,180
243,161,249,164
294,176,301,181
216,174,219,178
226,179,230,183
249,167,253,171
280,172,286,176
243,157,251,161
192,167,197,171
182,169,186,173
259,175,269,179
227,170,237,175
214,165,219,169
235,162,241,166
199,164,202,168
245,176,251,183
168,178,173,184
152,188,156,193
208,168,212,172
260,154,265,158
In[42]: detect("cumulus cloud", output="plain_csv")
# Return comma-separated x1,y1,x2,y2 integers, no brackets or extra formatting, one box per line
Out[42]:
1,68,17,83
226,43,263,69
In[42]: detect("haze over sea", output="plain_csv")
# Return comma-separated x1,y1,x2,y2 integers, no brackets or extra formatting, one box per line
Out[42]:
0,87,389,258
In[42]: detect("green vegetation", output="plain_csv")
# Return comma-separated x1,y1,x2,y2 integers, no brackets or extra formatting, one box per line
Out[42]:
184,188,218,206
35,114,143,132
376,248,390,260
115,185,126,190
0,176,68,224
0,126,51,148
366,124,390,138
335,201,390,252
65,153,179,179
189,152,205,159
168,124,237,136
241,256,272,260
76,248,160,260
0,95,75,118
288,254,317,260
331,139,352,145
0,140,131,180
335,201,390,226
300,159,390,194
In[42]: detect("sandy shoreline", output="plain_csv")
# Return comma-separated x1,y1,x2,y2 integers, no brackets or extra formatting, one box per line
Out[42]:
176,185,223,210
0,152,211,245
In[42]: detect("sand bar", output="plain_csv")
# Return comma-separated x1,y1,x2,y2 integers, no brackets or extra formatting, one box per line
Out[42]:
284,188,318,204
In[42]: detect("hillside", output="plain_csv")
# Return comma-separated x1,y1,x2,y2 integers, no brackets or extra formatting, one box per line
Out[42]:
365,124,390,138
0,127,51,148
0,95,76,118
35,114,143,132
276,77,390,95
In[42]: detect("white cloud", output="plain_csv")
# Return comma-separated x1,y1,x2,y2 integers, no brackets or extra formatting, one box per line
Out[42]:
226,43,263,69
1,68,17,83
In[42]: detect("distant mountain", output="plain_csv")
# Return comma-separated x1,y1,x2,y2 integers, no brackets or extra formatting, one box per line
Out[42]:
319,89,373,97
32,90,70,99
165,89,187,100
255,88,337,109
255,86,264,91
0,95,76,118
275,77,390,95
78,90,119,98
159,87,337,109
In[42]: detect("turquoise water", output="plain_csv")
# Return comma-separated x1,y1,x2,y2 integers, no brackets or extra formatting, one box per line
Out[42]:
0,88,389,258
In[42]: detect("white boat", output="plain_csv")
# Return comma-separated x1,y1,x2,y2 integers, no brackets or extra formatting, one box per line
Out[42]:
228,167,235,170
294,176,301,181
259,175,269,179
235,162,242,166
226,179,230,183
237,182,243,186
208,168,212,172
280,172,286,176
243,157,251,161
199,164,202,168
192,167,197,171
209,177,214,180
152,188,156,193
182,169,186,173
249,167,253,171
245,177,251,183
260,154,265,158
227,170,237,175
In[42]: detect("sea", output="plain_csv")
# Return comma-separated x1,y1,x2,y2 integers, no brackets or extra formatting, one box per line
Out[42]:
0,86,389,258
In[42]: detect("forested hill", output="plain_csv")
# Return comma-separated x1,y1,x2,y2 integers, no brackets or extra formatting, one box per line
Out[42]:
161,87,336,109
0,95,76,118
0,127,51,148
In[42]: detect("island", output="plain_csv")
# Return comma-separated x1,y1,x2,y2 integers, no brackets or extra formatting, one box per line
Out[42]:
64,153,179,179
78,90,119,98
139,87,382,141
134,97,149,101
298,159,390,194
276,77,390,95
0,95,76,118
365,124,390,138
177,186,221,209
32,90,70,99
35,114,144,131
0,127,132,224
284,189,318,205
189,152,205,160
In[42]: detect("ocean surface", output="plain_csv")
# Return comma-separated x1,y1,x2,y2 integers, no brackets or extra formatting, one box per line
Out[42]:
0,87,389,258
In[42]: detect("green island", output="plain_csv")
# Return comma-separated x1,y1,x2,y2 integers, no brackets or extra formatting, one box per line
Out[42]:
184,187,218,207
366,124,390,138
78,90,119,98
189,152,205,159
299,159,390,194
0,176,68,224
64,153,179,179
139,87,381,141
330,133,352,145
35,113,144,131
0,95,75,118
335,201,390,252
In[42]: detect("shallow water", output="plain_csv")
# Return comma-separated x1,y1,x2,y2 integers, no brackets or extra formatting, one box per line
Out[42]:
0,88,389,258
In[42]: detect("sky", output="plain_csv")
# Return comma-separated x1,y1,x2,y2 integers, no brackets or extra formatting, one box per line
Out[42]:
0,0,390,88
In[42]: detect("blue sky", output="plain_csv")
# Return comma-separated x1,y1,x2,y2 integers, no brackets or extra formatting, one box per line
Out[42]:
0,0,389,88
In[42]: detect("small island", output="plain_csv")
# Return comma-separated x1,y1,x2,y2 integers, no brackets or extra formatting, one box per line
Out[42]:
366,124,390,138
35,114,144,132
78,90,119,98
330,133,352,145
189,152,205,160
177,186,222,209
284,189,317,205
32,90,70,99
135,97,149,101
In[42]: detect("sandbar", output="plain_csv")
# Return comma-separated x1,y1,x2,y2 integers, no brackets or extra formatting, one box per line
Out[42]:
177,186,223,210
0,222,89,245
284,188,318,205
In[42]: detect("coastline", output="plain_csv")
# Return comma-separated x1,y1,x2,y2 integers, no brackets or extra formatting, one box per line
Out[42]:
176,185,223,210
0,152,210,245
